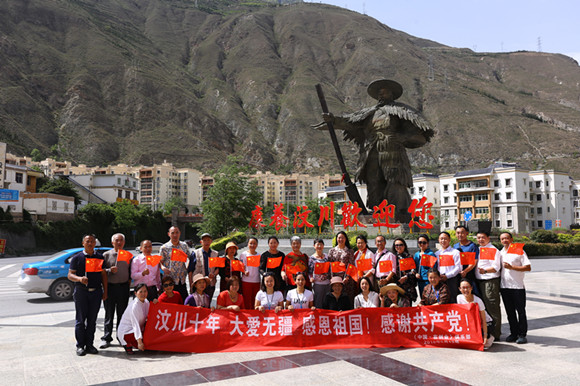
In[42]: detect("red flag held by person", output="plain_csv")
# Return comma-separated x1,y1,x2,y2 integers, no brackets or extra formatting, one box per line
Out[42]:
439,254,454,267
117,249,133,263
231,259,245,272
420,254,437,267
460,252,476,266
331,261,346,273
507,243,524,255
285,264,301,276
379,260,393,272
314,262,330,275
345,264,358,280
146,255,162,266
86,258,103,273
171,248,188,263
479,248,496,260
209,257,226,268
356,258,372,271
399,257,416,271
266,256,282,269
246,255,261,267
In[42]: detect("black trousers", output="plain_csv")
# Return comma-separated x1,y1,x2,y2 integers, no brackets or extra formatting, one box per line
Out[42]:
445,275,459,304
501,288,528,337
102,282,130,342
174,282,189,302
74,286,102,349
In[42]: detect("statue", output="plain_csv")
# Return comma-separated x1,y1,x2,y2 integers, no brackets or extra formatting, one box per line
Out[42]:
314,79,434,223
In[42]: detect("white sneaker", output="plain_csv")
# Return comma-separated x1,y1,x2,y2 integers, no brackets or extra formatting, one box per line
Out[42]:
484,335,495,350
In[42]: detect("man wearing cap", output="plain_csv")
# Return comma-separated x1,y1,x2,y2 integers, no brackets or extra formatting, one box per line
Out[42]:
160,226,191,301
314,79,434,222
189,233,219,299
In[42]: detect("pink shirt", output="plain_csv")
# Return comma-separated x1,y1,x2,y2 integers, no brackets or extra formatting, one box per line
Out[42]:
131,254,161,289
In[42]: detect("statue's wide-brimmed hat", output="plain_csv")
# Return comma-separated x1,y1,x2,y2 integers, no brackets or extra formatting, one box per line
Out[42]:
367,79,403,100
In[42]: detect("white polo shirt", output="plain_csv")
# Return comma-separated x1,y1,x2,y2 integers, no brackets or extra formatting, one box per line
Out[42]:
500,246,531,289
475,243,502,280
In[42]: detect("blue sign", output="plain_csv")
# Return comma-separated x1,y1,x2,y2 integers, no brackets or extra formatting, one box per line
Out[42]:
464,210,473,222
0,189,19,201
545,220,553,230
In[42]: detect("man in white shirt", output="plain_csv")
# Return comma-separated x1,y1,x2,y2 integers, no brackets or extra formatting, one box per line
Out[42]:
499,232,531,344
475,231,502,340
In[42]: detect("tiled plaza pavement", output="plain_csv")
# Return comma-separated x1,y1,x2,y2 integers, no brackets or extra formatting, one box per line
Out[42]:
1,258,579,385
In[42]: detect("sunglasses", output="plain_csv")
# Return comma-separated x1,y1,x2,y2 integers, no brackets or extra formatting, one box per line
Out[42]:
394,244,405,247
162,283,174,288
418,241,428,245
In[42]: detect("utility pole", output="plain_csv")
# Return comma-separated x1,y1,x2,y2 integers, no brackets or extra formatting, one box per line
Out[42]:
537,37,542,52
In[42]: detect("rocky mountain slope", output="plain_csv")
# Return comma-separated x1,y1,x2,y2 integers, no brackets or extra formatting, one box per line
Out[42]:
1,0,579,176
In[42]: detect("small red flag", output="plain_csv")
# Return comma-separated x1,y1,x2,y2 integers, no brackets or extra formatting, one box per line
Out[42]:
231,259,245,272
399,257,416,271
117,249,133,263
85,258,103,273
379,260,393,272
460,252,476,266
171,248,188,263
420,254,437,267
356,258,372,271
209,257,226,268
439,254,455,267
146,255,162,266
285,264,301,276
246,255,261,267
314,262,330,275
480,247,496,260
345,264,358,280
507,243,524,255
266,256,282,269
330,261,346,273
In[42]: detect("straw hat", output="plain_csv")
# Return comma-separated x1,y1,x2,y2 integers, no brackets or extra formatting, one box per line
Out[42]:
225,241,238,252
380,283,405,296
367,79,403,100
192,274,210,286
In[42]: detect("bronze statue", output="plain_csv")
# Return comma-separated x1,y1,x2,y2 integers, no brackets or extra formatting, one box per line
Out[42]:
314,79,434,223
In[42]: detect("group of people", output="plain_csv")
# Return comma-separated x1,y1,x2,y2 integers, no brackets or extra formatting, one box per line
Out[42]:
68,225,530,355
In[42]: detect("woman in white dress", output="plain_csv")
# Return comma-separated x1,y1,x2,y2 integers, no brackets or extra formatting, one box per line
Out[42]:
117,283,151,354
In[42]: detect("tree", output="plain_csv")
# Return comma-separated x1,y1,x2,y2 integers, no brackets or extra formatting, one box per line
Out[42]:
200,156,262,237
30,148,43,162
162,196,187,215
38,177,82,206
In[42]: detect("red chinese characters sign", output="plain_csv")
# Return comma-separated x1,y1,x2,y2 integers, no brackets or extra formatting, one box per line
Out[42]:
250,199,436,232
143,303,483,353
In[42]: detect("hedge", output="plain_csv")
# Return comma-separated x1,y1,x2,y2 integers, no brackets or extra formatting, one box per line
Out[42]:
521,242,580,257
211,231,247,253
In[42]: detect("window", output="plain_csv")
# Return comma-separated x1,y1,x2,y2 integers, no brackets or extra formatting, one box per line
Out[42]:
117,178,121,184
507,206,512,214
445,209,450,216
475,207,489,214
495,220,501,227
505,178,512,187
531,208,534,214
507,220,513,227
125,191,130,199
524,192,527,199
458,179,488,189
475,193,488,201
494,180,499,187
536,194,541,201
444,197,449,204
495,207,500,214
52,201,57,211
523,178,527,185
118,190,123,198
506,192,512,200
410,187,415,194
574,189,578,197
537,207,542,215
460,196,472,202
545,180,549,187
445,222,450,229
133,192,138,200
418,187,424,193
443,184,449,192
454,197,457,203
538,220,543,227
546,193,550,199
536,181,541,188
547,207,550,213
64,202,69,212
494,193,500,200
15,173,23,183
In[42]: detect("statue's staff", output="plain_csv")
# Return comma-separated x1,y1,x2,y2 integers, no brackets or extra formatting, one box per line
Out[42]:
315,84,369,215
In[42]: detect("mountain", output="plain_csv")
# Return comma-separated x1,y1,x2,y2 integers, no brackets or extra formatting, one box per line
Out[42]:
1,0,580,177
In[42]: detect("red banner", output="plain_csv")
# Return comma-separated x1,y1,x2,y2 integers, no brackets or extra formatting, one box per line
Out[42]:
143,303,483,353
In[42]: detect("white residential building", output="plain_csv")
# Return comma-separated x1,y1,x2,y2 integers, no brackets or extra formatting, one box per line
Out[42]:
68,174,140,206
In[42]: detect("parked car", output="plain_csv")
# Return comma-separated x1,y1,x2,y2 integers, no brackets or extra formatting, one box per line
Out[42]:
135,242,164,255
17,247,111,301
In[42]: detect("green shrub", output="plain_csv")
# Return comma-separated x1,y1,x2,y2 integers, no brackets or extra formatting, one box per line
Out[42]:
211,231,247,252
530,230,559,243
523,242,580,256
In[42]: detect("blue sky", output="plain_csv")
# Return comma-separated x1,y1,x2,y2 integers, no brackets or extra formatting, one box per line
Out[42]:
306,0,580,64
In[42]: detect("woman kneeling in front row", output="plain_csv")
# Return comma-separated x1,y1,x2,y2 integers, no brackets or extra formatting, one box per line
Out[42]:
117,283,152,354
